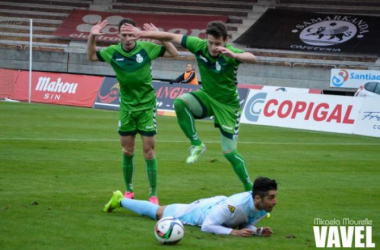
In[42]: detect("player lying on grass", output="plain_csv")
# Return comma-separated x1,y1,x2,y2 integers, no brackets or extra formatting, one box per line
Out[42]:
104,177,277,236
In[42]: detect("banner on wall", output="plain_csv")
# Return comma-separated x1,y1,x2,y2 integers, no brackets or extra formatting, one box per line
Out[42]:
0,69,20,99
330,69,380,88
93,78,201,115
234,8,380,54
352,97,380,137
93,79,250,117
155,82,200,116
93,77,120,111
6,70,379,137
13,71,103,107
53,9,228,42
241,90,362,134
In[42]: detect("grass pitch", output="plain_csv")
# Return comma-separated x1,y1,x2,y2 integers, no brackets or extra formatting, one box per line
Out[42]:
0,101,379,250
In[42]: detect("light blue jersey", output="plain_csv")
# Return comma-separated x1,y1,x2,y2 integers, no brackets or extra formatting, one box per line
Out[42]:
163,191,268,235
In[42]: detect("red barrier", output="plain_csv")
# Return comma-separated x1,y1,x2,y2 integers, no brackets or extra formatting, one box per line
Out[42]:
13,71,103,107
0,69,20,99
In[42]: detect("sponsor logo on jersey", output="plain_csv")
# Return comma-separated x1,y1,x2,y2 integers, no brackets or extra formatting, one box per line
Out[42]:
228,205,235,213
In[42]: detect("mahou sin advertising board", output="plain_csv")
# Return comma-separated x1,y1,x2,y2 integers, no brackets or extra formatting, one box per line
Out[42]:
13,71,103,107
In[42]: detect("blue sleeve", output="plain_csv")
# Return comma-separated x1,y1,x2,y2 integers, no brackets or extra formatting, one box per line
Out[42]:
201,201,234,235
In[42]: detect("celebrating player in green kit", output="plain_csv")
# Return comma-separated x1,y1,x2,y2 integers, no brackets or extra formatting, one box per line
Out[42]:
87,19,178,204
122,21,258,191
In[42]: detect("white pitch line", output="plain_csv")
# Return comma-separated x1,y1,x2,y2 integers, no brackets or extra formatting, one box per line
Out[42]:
0,137,379,146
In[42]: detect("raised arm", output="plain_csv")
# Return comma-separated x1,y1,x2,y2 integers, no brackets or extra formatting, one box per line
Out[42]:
121,23,183,45
216,47,258,64
234,52,258,64
87,20,108,62
142,23,178,57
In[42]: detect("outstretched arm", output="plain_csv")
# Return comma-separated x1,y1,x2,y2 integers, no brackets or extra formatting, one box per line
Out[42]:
87,20,107,61
201,201,273,237
201,203,257,236
230,227,272,237
142,23,178,57
121,23,183,45
173,73,185,83
202,219,259,237
215,47,258,64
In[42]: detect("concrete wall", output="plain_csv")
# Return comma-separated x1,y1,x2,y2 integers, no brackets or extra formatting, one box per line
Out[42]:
2,47,377,93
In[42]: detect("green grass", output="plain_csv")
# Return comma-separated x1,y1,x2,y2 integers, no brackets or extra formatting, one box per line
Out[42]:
0,101,379,250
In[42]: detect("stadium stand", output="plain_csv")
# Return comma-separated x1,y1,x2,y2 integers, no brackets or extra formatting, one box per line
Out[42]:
0,0,379,92
238,0,380,70
276,0,380,15
112,0,257,25
0,0,92,51
0,0,259,50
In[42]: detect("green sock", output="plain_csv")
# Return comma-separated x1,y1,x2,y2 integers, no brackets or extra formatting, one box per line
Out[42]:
122,154,134,192
146,158,157,197
224,150,253,191
174,98,201,146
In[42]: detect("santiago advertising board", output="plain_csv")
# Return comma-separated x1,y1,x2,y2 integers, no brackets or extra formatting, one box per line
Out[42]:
330,69,380,88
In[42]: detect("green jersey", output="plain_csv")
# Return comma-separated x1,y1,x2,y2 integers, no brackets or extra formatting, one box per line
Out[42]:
97,41,165,111
181,36,243,106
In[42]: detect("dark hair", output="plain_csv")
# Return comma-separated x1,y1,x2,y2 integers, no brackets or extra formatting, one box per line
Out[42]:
118,18,136,32
253,177,277,199
206,21,228,40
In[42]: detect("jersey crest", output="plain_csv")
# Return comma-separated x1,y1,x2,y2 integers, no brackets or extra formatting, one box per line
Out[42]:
136,54,143,63
228,205,236,213
215,61,221,71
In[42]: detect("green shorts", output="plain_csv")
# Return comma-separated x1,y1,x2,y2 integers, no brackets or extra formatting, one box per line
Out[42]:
118,107,157,137
190,91,241,139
